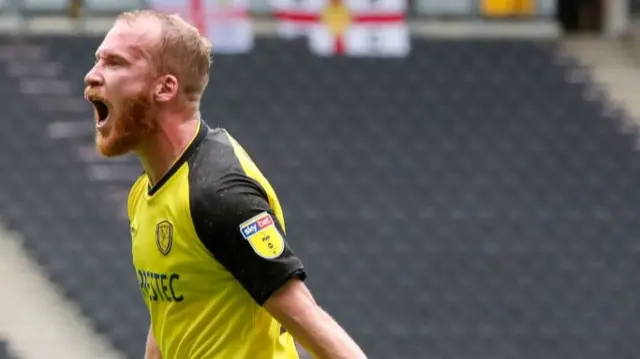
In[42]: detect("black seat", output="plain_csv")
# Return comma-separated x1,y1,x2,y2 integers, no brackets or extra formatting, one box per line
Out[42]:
0,36,637,359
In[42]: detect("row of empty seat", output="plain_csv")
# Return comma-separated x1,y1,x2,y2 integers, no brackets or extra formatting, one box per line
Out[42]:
0,0,558,17
0,341,12,359
0,35,638,359
0,0,143,14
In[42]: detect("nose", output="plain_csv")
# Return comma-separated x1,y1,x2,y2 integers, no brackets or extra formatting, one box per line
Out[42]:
84,65,103,88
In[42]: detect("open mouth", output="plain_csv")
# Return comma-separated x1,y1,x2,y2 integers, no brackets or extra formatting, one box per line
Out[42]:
90,98,110,126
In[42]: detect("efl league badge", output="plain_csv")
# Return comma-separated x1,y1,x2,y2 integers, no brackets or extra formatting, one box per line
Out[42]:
239,212,285,259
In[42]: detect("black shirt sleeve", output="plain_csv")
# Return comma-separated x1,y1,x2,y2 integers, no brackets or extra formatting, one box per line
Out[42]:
190,172,306,305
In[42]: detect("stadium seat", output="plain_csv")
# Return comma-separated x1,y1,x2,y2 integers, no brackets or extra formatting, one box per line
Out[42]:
0,340,15,359
19,0,67,15
84,0,145,15
416,0,477,16
0,36,638,359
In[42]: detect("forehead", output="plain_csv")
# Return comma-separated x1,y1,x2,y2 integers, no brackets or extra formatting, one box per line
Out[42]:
97,18,161,59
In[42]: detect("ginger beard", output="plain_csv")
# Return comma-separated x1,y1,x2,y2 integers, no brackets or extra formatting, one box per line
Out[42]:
93,84,158,157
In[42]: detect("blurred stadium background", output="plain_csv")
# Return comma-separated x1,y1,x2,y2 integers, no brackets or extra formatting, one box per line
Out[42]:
0,0,639,359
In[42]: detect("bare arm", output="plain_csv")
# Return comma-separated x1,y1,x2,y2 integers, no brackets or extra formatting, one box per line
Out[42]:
264,279,367,359
144,326,162,359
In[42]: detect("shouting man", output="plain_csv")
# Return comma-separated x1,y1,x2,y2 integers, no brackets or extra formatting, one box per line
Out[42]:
84,9,366,359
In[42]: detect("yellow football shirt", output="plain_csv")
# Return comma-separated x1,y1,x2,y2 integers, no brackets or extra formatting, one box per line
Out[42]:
128,120,306,359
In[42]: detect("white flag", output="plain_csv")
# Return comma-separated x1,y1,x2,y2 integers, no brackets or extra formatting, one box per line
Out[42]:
149,0,254,54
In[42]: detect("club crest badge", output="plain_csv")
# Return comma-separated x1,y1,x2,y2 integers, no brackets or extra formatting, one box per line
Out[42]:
239,212,285,259
156,220,173,255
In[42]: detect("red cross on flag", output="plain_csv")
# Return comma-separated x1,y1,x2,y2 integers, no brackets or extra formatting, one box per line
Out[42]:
149,0,254,54
271,0,410,57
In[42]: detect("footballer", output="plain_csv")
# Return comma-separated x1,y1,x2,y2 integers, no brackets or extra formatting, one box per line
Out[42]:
83,9,367,359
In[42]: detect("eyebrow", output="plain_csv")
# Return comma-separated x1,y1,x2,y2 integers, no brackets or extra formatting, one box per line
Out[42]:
95,50,131,63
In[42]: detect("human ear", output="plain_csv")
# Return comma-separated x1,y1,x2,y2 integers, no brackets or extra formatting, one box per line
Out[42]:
154,75,178,103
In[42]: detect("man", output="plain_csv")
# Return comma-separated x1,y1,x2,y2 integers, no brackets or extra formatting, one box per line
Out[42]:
83,10,367,359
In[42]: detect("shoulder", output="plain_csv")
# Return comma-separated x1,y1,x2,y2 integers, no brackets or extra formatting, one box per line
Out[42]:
182,125,305,305
187,127,260,180
188,170,269,229
188,127,238,175
187,128,268,211
127,173,147,220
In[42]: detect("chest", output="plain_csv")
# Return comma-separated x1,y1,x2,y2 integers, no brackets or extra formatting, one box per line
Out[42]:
130,196,230,302
131,200,191,266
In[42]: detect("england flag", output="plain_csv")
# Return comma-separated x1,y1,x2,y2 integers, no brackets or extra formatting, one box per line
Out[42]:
149,0,254,54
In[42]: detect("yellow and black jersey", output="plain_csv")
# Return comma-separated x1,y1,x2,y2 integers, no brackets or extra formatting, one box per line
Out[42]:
127,120,306,359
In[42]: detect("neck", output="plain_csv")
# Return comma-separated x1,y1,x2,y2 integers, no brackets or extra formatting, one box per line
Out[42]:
136,113,200,187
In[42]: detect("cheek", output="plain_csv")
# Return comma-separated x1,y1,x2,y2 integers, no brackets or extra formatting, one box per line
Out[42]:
107,77,149,102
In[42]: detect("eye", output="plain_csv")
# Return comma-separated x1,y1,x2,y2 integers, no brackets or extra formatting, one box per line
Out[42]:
107,56,127,67
94,54,127,68
105,59,119,67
